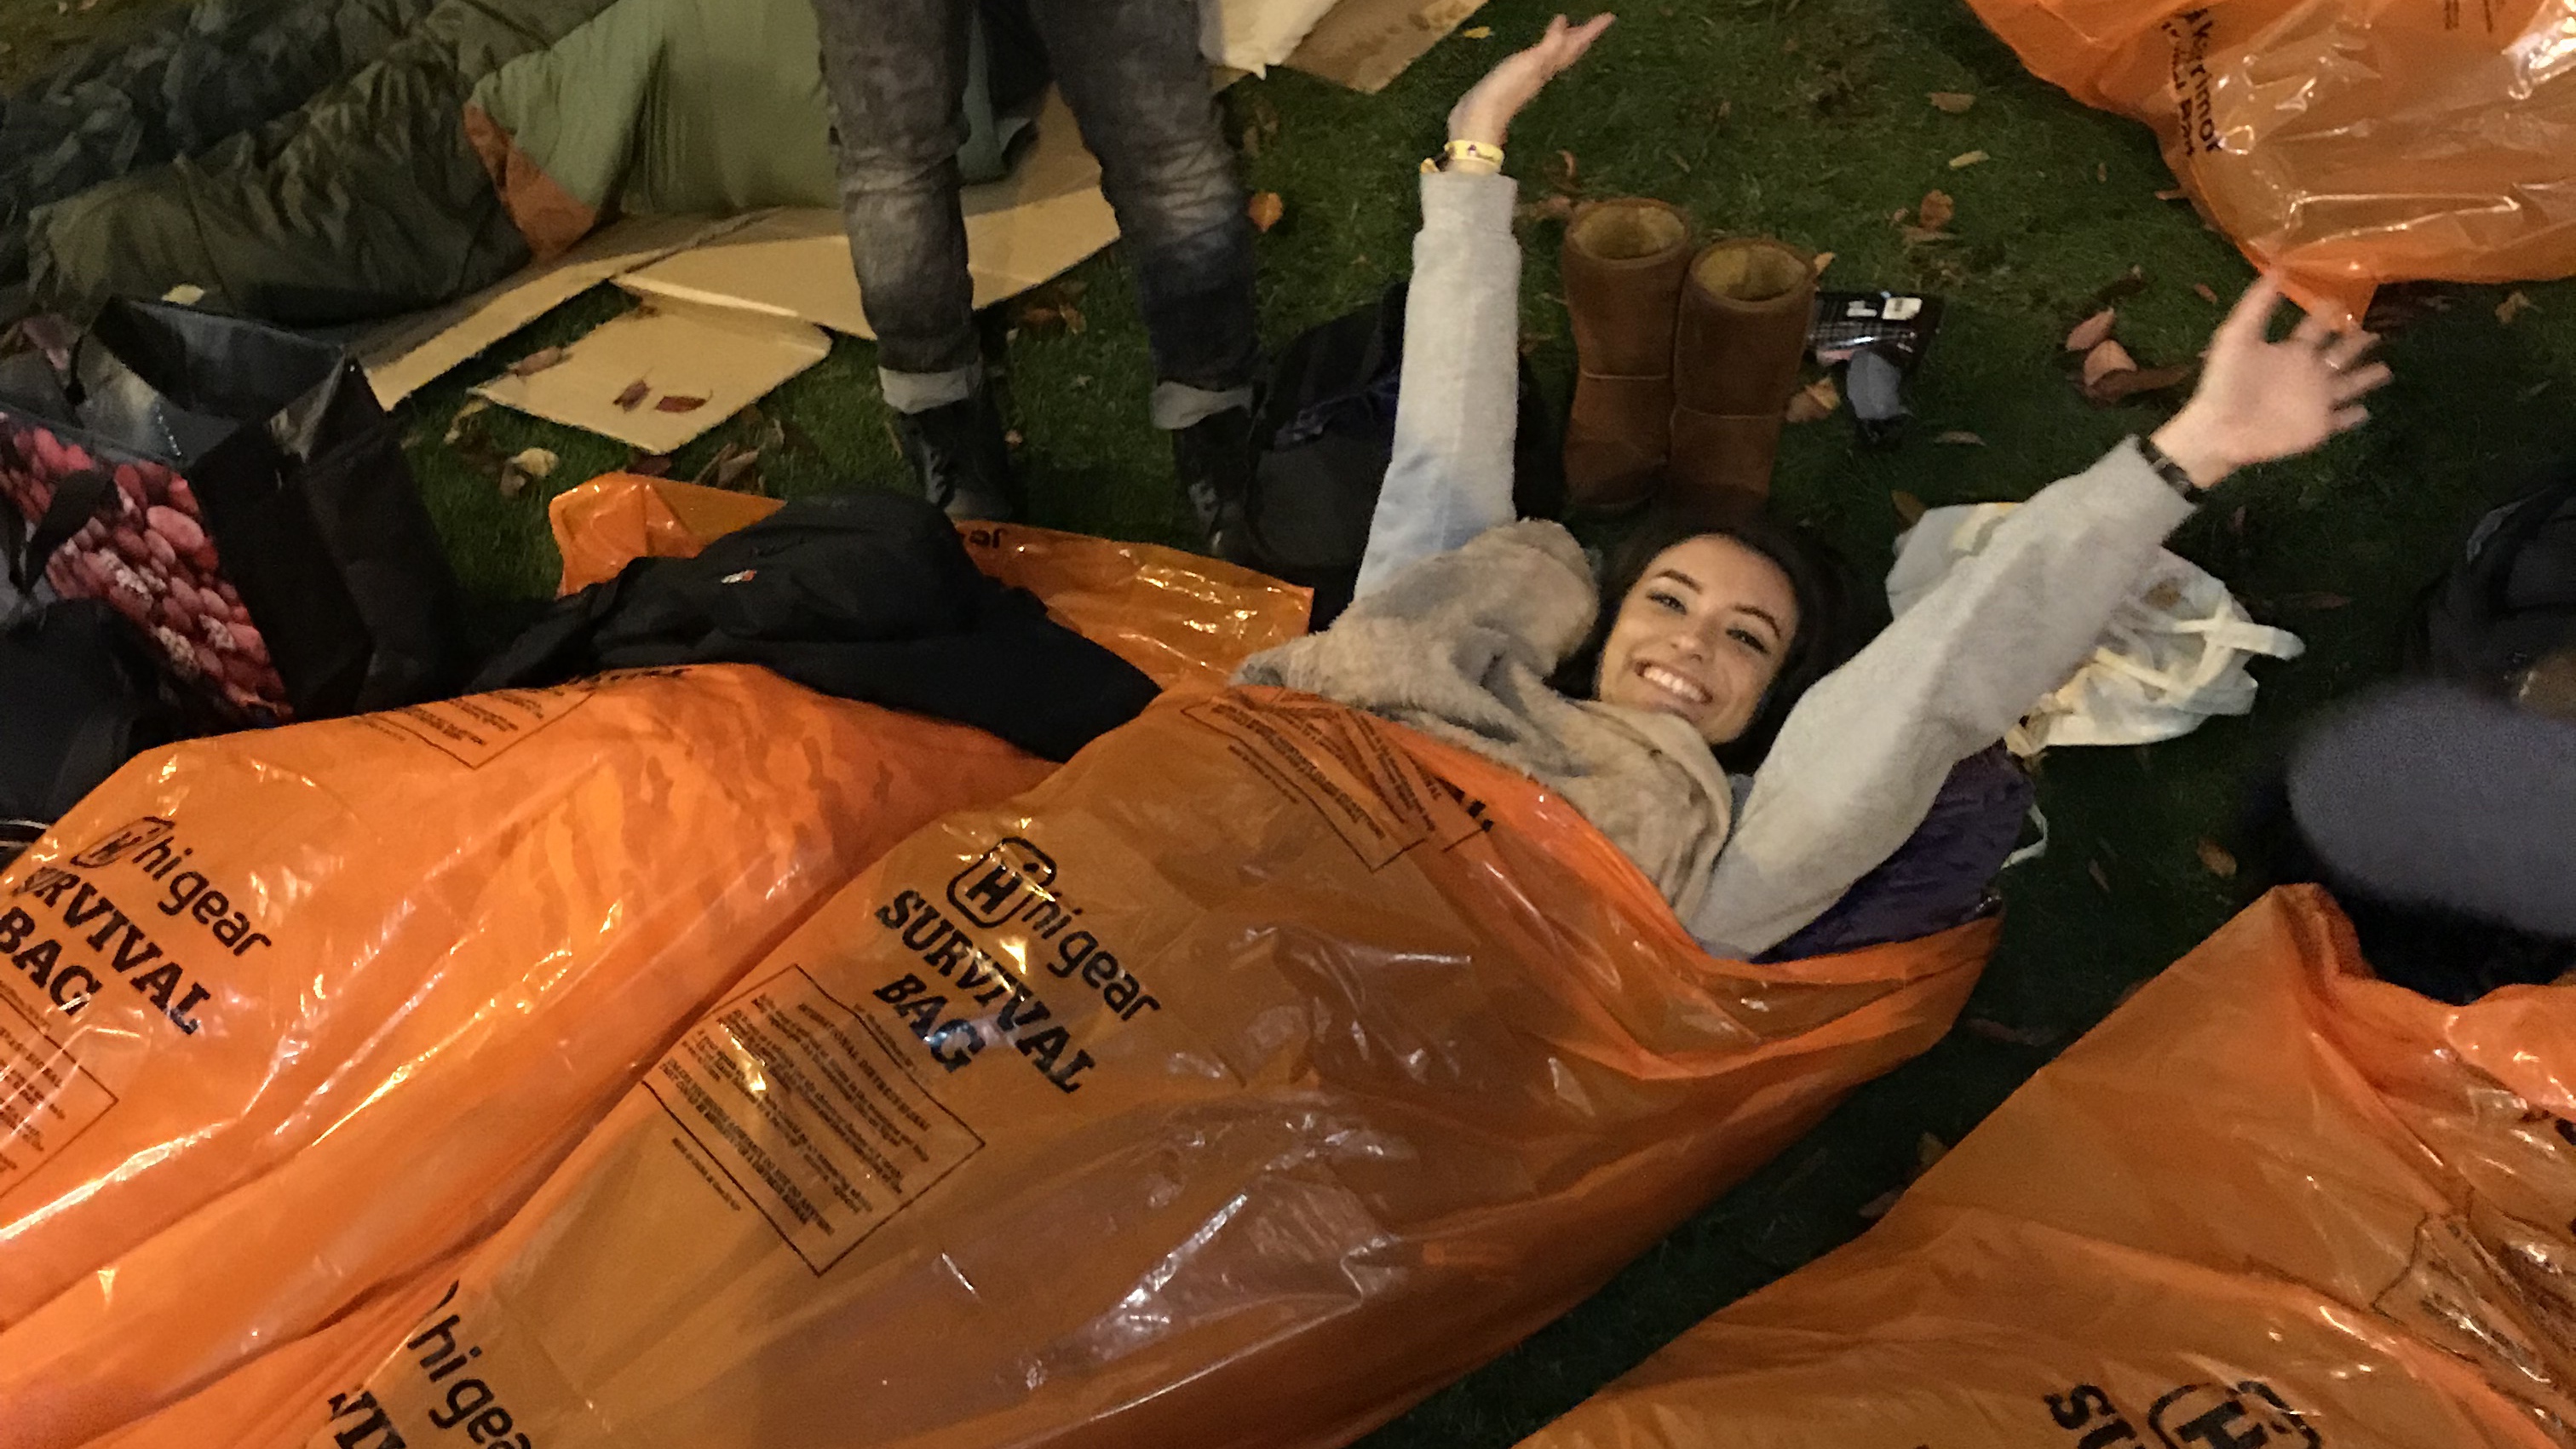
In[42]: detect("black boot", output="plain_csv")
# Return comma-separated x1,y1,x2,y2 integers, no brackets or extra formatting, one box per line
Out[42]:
893,390,1016,521
1172,405,1256,556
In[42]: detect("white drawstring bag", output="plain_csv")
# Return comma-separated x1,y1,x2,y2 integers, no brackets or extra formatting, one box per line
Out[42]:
1888,503,2304,756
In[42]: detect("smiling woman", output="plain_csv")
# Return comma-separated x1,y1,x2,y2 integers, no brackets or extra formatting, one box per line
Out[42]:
1238,14,2393,963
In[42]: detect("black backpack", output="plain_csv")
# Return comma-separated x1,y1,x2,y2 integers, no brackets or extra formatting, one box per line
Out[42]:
1230,282,1564,628
2410,457,2576,689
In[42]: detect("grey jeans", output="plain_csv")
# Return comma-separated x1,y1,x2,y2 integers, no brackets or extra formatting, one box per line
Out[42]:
812,0,1258,421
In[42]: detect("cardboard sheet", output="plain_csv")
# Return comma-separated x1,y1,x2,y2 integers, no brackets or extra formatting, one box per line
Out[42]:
358,214,745,407
469,289,830,453
618,91,1117,341
1287,0,1491,93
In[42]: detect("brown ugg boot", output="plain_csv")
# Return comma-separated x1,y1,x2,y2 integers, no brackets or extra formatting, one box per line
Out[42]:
1668,237,1816,503
1560,198,1693,512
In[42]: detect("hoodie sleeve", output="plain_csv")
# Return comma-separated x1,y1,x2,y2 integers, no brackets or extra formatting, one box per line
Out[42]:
1349,169,1525,601
1688,440,2197,957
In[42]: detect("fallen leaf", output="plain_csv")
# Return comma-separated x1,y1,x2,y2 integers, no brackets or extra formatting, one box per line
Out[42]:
1547,148,1580,195
713,447,762,492
1459,24,1492,37
1003,429,1024,448
2084,362,2196,403
1963,1017,2061,1048
613,379,649,411
2065,308,2117,352
1859,1187,1904,1220
626,450,674,478
2229,504,2248,536
2194,282,2221,304
2088,859,2112,893
655,395,708,413
2196,839,2239,878
160,284,207,307
1247,192,1285,233
1810,250,1835,275
2277,590,2352,610
1890,489,1929,524
497,447,558,498
2096,161,2108,182
1933,430,1986,446
1784,375,1842,423
1948,149,1990,170
1916,188,1956,231
442,398,491,446
2081,338,2137,386
2499,290,2538,325
1899,227,1955,245
1918,1134,1951,1172
508,346,570,378
2521,379,2556,400
1515,194,1576,224
2084,265,2149,313
2154,187,2188,200
1928,91,1976,113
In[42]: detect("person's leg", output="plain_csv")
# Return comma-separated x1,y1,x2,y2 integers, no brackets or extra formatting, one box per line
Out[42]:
811,0,1013,517
1026,0,1259,546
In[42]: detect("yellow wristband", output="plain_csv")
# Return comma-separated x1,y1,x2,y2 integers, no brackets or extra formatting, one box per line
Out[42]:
1440,138,1505,173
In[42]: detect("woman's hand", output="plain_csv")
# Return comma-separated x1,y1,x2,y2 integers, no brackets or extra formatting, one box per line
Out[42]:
1446,13,1616,148
2150,274,2392,490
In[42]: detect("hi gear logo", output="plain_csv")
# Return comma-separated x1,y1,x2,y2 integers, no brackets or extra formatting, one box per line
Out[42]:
72,817,175,869
947,837,1057,929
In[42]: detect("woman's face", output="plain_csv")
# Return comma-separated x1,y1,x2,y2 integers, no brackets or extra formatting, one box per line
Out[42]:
1595,534,1800,745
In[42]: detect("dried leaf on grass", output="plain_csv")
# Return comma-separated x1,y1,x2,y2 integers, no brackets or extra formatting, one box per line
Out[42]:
508,346,570,378
2196,839,2239,878
613,379,649,411
1948,149,1990,170
1459,24,1491,37
2498,290,2538,325
655,395,709,413
2154,187,2188,201
1515,194,1576,225
1890,490,1929,524
2080,339,2137,386
497,447,558,498
443,399,491,446
1916,188,1956,231
2088,859,2112,893
1810,250,1835,275
692,443,763,493
625,449,674,478
1784,375,1841,423
1247,192,1285,233
2084,362,2196,404
1546,149,1581,196
2194,282,2221,304
2065,308,2116,352
1933,430,1986,446
1928,91,1976,113
2084,265,2148,313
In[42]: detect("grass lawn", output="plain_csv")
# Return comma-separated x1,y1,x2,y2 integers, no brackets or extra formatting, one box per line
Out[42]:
11,0,2576,1442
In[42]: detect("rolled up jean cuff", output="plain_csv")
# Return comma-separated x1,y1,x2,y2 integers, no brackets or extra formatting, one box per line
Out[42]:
1150,381,1255,431
879,364,982,416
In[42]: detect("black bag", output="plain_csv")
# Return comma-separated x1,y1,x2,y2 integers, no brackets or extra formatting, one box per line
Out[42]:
1232,282,1565,628
2409,457,2576,691
0,298,463,723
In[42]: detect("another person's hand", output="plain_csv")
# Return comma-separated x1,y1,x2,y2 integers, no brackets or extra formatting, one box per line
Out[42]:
2150,275,2391,490
1446,13,1615,149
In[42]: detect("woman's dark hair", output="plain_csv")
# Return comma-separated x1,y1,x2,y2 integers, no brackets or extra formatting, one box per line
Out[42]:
1551,494,1878,772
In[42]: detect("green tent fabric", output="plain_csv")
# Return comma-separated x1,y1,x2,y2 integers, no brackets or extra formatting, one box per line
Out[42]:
26,0,1047,330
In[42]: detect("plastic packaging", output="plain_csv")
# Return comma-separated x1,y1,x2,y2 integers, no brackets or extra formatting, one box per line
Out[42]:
1520,885,2576,1449
1963,0,2576,325
86,690,1994,1449
1,521,1311,1449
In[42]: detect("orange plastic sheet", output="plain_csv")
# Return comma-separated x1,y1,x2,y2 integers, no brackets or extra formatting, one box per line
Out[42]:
0,522,1310,1449
88,689,1993,1449
1964,0,2576,324
549,473,1315,693
1521,885,2576,1449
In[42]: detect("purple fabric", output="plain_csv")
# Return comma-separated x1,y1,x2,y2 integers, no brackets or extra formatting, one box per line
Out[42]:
1756,745,2032,961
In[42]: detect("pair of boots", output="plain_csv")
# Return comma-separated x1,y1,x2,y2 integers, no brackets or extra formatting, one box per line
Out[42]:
890,389,1251,549
1560,199,1817,512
